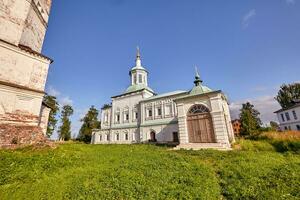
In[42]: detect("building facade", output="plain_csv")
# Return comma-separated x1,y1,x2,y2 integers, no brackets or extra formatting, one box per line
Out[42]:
231,119,241,136
92,49,235,149
0,0,53,146
275,101,300,131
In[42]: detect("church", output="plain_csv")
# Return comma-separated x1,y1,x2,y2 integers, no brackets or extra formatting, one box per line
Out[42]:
91,48,235,150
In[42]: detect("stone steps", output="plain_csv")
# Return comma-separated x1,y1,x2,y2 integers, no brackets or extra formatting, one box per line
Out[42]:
174,143,232,150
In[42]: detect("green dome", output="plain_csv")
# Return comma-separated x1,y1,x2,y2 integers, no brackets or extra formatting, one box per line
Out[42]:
189,85,212,95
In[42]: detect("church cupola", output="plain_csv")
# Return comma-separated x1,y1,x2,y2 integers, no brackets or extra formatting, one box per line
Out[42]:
129,47,148,86
125,47,154,94
189,67,212,95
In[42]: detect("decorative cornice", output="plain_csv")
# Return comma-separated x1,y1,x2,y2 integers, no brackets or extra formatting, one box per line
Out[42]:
0,80,45,94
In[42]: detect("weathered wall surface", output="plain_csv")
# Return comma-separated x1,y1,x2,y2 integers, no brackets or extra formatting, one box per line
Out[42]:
0,84,43,125
38,104,50,135
0,124,47,147
0,0,52,52
0,41,50,91
0,0,53,146
0,0,30,46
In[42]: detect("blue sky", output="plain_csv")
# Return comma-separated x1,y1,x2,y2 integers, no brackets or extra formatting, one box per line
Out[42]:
42,0,300,138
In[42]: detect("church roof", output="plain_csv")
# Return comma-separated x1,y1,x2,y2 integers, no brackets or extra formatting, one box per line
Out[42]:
125,84,155,94
189,84,213,95
141,90,187,102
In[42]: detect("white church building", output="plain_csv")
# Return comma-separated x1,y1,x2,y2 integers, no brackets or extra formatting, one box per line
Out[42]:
91,49,235,149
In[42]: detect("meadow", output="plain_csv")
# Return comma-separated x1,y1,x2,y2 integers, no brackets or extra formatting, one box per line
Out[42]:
0,137,299,199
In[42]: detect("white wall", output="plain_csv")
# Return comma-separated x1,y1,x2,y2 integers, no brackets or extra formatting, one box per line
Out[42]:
276,106,300,131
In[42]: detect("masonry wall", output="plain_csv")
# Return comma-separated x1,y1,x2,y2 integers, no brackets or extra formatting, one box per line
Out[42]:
0,0,52,52
176,93,233,146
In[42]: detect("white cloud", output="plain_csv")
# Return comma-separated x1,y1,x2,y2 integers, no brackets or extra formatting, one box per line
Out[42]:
229,95,281,125
46,86,73,106
47,86,61,96
60,96,73,106
242,9,256,28
286,0,296,5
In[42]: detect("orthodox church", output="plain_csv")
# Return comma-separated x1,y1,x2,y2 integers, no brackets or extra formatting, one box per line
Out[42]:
91,48,235,149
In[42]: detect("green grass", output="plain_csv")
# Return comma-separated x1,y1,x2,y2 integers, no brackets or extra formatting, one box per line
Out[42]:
0,142,299,200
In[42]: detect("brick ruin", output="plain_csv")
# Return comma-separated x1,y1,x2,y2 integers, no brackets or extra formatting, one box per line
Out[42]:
0,0,53,148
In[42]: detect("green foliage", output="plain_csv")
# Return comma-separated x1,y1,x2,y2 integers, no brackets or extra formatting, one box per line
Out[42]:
78,106,100,143
58,105,74,141
101,104,111,110
270,121,279,131
43,95,59,138
275,83,300,109
179,148,300,200
239,102,262,136
0,144,220,199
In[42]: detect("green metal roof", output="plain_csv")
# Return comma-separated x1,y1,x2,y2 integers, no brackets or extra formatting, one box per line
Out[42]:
189,84,213,95
141,90,187,102
125,84,154,93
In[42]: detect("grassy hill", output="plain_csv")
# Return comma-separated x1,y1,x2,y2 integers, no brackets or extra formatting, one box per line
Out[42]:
0,140,299,199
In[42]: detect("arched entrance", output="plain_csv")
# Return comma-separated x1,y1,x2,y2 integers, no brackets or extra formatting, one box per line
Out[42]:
150,131,156,142
187,104,215,143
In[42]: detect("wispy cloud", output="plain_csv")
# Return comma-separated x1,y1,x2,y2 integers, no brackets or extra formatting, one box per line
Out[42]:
60,96,73,106
229,95,281,125
242,9,256,28
47,85,61,96
46,86,73,106
285,0,296,5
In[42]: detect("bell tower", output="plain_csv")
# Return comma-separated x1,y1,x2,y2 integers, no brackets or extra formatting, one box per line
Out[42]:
130,47,148,87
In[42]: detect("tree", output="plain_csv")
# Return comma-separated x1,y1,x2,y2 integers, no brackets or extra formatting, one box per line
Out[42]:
101,104,111,109
78,106,100,143
270,121,279,131
58,105,74,141
43,95,59,138
239,102,262,136
275,83,300,109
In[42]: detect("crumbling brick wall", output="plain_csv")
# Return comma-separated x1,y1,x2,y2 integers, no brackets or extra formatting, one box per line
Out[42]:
0,124,48,148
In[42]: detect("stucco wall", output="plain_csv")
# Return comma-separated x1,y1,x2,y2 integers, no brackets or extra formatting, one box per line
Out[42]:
276,106,300,131
38,104,51,135
0,0,52,52
175,92,233,146
0,41,50,91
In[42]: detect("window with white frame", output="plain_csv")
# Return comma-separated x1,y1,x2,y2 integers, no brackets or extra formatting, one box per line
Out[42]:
125,133,129,140
139,74,143,83
285,112,291,121
115,113,120,123
165,104,172,117
156,106,162,118
123,108,129,123
148,108,152,117
281,114,285,122
133,73,137,84
292,110,297,120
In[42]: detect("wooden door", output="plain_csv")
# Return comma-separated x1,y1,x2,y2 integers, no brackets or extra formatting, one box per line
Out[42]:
187,105,215,143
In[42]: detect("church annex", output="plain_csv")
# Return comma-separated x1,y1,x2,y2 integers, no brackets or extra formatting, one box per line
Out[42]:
92,49,235,149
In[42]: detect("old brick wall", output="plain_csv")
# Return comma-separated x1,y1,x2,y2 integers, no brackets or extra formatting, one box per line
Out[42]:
0,124,48,148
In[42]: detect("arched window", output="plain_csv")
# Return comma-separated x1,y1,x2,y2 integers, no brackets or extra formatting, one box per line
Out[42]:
116,133,119,141
188,104,210,115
